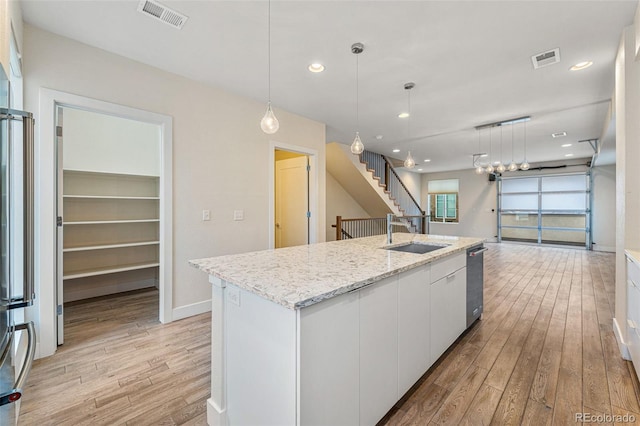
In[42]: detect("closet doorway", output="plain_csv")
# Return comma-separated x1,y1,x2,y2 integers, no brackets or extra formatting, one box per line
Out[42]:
275,150,309,248
268,142,319,249
35,89,173,357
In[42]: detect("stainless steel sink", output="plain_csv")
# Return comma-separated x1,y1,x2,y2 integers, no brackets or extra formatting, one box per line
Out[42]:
385,243,450,254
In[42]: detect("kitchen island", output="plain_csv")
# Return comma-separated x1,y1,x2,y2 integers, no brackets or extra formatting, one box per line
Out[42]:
191,233,484,426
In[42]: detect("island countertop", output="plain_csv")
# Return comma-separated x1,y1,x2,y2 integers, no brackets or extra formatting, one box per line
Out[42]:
190,233,484,309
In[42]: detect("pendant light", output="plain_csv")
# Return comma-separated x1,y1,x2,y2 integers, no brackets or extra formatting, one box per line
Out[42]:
520,120,530,170
350,43,365,155
403,82,416,169
260,0,279,134
507,122,518,171
496,126,506,173
404,151,416,168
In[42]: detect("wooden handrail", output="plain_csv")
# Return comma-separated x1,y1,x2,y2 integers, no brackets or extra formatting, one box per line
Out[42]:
382,155,424,215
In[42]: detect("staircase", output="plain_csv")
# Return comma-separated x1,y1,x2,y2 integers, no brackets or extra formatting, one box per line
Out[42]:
326,142,424,219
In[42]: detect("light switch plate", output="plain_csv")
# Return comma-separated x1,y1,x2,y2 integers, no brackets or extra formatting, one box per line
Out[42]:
202,210,211,221
233,210,244,221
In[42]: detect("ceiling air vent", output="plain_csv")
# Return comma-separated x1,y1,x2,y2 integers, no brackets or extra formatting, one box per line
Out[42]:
137,0,188,29
531,48,560,69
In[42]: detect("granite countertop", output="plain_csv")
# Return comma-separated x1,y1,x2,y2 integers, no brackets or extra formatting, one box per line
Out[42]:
190,233,484,310
626,249,640,265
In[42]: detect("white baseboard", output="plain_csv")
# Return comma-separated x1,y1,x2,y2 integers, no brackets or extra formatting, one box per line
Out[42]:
172,299,211,321
207,398,227,426
613,317,631,360
64,279,158,302
593,245,615,253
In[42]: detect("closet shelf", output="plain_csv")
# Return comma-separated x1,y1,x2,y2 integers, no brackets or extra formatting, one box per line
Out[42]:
63,168,160,179
63,262,160,280
63,195,160,200
63,241,160,252
63,219,160,225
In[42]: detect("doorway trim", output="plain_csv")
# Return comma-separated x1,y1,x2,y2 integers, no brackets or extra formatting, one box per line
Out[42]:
269,141,319,249
35,88,173,358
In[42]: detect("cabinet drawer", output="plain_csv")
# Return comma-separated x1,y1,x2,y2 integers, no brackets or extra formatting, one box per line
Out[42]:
629,280,640,333
430,251,466,283
628,323,640,378
628,256,640,288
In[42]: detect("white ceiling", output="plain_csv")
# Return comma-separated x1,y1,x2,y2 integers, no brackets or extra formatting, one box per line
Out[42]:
21,0,637,173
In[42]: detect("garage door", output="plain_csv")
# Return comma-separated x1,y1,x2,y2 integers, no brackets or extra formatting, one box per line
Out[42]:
498,173,590,248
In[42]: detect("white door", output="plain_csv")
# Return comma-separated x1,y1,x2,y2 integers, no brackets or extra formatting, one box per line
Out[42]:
55,107,64,345
275,156,309,248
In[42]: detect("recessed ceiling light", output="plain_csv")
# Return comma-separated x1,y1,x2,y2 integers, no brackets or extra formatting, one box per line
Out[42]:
398,112,410,118
417,168,423,171
308,63,325,73
561,143,572,148
392,149,400,153
570,61,593,71
565,153,574,157
551,132,567,138
424,159,431,162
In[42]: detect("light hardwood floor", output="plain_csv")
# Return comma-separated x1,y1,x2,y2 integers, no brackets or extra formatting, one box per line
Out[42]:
19,243,640,425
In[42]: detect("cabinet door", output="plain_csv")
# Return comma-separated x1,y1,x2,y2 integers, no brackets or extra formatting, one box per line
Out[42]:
398,266,430,396
299,291,360,426
628,258,640,374
360,275,398,426
430,267,466,362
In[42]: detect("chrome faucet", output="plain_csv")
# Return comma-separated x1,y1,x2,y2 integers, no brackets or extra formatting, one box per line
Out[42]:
387,213,411,245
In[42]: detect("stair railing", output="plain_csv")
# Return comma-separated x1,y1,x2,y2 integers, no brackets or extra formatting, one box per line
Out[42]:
334,215,429,240
359,150,424,218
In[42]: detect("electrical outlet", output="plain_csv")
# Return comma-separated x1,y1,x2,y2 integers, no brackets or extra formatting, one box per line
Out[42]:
202,210,211,221
233,210,244,221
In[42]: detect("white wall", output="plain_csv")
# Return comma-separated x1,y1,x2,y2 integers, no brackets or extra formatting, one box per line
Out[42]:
614,19,640,354
592,165,616,252
421,169,497,240
326,172,370,241
395,169,422,208
63,107,160,176
23,25,326,330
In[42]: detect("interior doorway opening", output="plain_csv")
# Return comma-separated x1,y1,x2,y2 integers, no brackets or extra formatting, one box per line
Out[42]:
55,106,163,345
275,150,310,248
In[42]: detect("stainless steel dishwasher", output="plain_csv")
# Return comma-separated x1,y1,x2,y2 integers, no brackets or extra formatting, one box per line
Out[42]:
467,245,488,327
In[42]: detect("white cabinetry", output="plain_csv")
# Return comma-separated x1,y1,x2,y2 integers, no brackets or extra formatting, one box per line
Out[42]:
299,291,359,426
626,254,640,381
209,249,472,426
430,252,467,362
398,266,430,396
359,275,399,426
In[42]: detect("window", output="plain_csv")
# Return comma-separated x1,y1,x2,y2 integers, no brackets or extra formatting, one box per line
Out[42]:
428,179,459,223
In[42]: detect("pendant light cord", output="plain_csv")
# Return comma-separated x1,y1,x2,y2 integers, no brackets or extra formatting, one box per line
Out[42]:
268,0,271,102
511,123,514,163
489,127,492,163
500,126,503,164
407,87,411,139
355,53,359,131
523,120,527,161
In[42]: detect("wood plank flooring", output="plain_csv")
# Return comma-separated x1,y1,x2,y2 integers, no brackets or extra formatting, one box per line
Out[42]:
19,243,640,425
383,243,640,425
19,289,211,425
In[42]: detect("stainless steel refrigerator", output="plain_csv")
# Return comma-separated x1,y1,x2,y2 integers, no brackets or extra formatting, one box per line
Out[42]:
0,65,36,424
